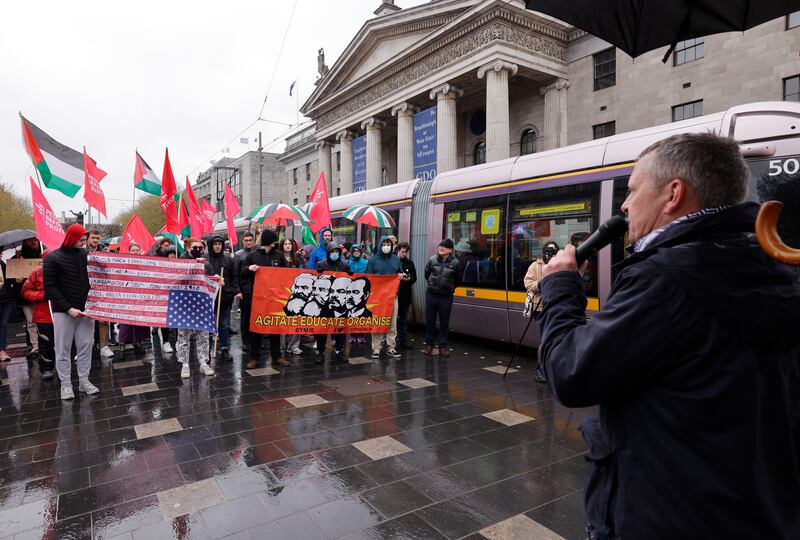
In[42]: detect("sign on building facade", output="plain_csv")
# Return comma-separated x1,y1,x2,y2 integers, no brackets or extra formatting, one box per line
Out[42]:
352,135,367,192
413,107,437,181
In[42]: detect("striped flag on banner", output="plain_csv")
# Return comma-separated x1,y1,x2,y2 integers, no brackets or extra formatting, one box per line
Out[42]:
84,253,219,332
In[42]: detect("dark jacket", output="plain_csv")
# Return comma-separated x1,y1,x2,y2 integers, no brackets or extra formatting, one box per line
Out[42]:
424,254,460,295
205,249,238,298
366,235,402,275
537,203,800,540
43,247,90,313
315,245,350,273
239,247,286,296
234,247,254,284
398,257,417,302
0,261,17,304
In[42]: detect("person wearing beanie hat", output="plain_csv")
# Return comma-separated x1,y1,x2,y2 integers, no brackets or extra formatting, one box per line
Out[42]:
43,224,101,399
423,238,461,357
240,228,288,369
234,231,256,350
206,235,238,361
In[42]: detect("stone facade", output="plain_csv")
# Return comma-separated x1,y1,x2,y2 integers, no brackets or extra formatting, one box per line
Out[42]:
282,0,800,194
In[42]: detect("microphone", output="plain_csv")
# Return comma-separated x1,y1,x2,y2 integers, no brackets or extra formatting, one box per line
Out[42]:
575,215,628,264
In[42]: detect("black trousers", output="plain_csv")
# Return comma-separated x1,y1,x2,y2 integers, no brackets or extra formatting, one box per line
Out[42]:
315,333,345,354
36,322,55,373
239,295,252,345
249,331,281,364
425,290,454,347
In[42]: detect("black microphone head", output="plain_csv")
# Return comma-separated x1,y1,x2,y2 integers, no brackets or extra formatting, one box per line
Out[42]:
575,215,628,264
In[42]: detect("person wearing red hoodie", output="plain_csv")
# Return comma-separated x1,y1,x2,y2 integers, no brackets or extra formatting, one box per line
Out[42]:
43,224,98,400
21,250,55,379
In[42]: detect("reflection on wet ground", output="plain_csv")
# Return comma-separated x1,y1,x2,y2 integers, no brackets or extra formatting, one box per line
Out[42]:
0,323,594,539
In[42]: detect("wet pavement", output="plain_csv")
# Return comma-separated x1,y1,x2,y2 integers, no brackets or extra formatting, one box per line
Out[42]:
0,318,594,539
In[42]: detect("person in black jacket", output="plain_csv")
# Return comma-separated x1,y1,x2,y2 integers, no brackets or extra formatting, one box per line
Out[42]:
538,133,800,539
240,229,288,369
395,241,417,349
0,259,20,363
206,235,238,360
313,244,350,364
423,239,460,356
43,224,100,400
234,232,256,350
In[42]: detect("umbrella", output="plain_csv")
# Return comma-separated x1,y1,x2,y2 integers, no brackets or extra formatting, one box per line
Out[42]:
249,203,312,226
341,205,396,228
525,0,800,61
0,229,37,250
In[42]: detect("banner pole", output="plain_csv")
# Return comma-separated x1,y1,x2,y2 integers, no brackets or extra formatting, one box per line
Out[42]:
213,267,224,357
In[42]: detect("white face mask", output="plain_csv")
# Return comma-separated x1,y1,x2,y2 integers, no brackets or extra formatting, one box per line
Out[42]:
381,245,391,254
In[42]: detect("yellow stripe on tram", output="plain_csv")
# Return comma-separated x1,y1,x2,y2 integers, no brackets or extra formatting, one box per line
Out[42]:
457,287,600,311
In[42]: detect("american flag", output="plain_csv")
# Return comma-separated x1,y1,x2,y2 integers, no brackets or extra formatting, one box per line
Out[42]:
85,253,219,333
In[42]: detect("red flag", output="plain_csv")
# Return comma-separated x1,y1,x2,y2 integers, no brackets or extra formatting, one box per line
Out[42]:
201,199,215,234
160,148,180,234
309,172,331,233
83,147,108,217
223,183,240,247
29,177,65,249
184,177,204,239
121,215,155,254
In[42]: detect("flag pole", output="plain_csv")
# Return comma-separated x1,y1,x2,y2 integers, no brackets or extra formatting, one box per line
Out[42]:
213,267,225,357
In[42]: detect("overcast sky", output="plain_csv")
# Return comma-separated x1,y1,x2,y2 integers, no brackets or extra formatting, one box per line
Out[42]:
0,0,429,223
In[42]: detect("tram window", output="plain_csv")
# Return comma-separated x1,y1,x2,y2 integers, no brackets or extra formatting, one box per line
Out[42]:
746,156,800,249
612,176,631,280
360,209,400,257
443,196,506,289
331,217,357,247
509,183,600,296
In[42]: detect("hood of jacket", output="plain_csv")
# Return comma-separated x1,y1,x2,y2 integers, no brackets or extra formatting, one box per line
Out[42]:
326,243,342,263
317,227,332,247
377,235,393,258
63,224,88,249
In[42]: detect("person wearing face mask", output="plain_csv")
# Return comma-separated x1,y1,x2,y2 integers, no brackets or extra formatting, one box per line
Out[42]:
307,228,333,270
423,239,461,356
366,236,403,359
43,224,99,400
206,235,238,361
116,244,150,357
346,244,369,346
240,229,288,369
279,238,303,355
524,241,559,383
313,244,350,364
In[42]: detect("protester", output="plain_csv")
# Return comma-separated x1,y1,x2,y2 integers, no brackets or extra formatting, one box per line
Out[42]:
523,240,559,383
15,237,41,358
155,244,177,353
395,241,417,349
234,232,256,349
423,239,460,357
299,245,314,268
206,235,237,361
346,244,369,346
307,228,332,269
0,257,18,363
86,229,114,359
240,229,288,369
154,237,173,257
223,242,232,255
366,236,402,359
116,244,150,356
279,238,304,356
538,133,800,539
21,250,55,378
314,243,349,364
174,239,216,378
341,241,352,260
43,224,99,399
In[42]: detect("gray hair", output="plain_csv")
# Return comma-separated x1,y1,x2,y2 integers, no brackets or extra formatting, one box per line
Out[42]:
638,132,748,208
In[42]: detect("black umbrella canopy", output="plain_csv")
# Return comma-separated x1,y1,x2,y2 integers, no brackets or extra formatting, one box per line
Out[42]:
525,0,800,61
0,229,37,251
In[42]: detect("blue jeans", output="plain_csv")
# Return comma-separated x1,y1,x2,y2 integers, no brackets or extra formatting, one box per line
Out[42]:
0,302,13,351
424,291,453,347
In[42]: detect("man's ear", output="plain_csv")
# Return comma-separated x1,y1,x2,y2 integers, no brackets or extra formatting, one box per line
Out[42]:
663,179,687,215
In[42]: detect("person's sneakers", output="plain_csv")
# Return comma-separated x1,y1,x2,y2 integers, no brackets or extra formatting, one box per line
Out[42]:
534,365,547,383
371,350,381,359
335,350,348,363
78,379,100,395
423,345,433,356
290,347,303,355
181,364,190,379
162,342,174,354
61,385,75,400
100,346,115,359
438,347,450,358
245,360,258,369
219,348,232,361
199,363,215,376
273,357,290,367
386,348,402,358
41,370,54,380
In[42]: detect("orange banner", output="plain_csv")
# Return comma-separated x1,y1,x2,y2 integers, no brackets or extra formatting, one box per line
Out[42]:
250,267,400,335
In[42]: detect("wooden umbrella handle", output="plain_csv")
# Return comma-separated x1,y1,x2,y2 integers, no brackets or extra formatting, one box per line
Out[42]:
755,201,800,265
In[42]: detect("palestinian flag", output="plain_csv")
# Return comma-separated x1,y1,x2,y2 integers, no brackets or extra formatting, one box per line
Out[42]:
156,226,185,256
178,197,191,238
20,114,85,197
133,151,161,196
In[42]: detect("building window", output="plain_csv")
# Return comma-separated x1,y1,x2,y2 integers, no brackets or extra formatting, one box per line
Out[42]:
292,168,297,185
336,188,341,196
672,100,703,122
592,121,616,140
673,38,704,66
293,198,298,205
473,141,486,165
305,164,311,182
593,48,616,91
336,152,341,172
788,11,800,29
784,75,800,102
520,129,537,155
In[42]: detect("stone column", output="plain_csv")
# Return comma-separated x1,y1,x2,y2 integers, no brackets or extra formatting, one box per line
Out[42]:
539,78,570,151
391,102,419,183
478,60,518,162
429,83,463,174
316,140,333,190
337,130,355,195
361,117,386,190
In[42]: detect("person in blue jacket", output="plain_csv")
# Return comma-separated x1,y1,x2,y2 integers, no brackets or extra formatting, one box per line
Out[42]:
307,228,333,270
347,244,368,273
366,235,402,359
